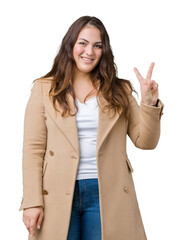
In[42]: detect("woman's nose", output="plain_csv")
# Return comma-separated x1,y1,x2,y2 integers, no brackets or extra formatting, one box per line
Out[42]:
85,45,94,56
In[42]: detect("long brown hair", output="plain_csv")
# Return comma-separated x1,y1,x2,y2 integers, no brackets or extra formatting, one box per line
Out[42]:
39,16,136,117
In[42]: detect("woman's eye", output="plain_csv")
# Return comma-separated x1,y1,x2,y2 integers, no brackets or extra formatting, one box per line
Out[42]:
79,42,86,46
95,44,102,49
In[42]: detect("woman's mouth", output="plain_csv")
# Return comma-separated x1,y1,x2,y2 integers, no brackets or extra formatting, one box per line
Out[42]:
81,56,94,63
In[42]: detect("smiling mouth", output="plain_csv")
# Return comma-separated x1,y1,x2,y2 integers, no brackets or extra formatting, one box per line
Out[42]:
81,57,94,62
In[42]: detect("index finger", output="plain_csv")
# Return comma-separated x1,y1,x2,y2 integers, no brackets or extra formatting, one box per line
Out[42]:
133,67,144,84
146,62,155,81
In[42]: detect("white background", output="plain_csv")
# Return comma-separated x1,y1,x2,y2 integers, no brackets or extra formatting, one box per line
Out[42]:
0,0,182,239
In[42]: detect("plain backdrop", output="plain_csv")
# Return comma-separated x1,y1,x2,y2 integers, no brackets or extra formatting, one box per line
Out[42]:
0,0,182,239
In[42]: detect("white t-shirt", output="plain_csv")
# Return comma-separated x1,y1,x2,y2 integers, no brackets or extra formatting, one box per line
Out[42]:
75,96,98,180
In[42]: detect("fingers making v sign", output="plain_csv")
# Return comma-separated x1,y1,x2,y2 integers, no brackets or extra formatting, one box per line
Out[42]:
134,62,159,106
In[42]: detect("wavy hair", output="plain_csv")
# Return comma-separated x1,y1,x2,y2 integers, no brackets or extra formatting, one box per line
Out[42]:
39,16,136,118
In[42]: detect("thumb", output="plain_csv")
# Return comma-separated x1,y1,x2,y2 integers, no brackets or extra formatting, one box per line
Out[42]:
37,211,44,229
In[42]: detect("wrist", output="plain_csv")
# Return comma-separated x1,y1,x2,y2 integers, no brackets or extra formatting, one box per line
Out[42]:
141,99,159,107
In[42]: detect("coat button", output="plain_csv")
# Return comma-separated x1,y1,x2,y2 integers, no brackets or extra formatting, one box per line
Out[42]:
124,187,129,193
49,150,54,156
42,189,48,195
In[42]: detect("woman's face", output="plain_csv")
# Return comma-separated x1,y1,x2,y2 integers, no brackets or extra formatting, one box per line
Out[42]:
73,25,103,75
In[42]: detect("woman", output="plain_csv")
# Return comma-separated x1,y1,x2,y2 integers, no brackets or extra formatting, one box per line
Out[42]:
19,16,164,240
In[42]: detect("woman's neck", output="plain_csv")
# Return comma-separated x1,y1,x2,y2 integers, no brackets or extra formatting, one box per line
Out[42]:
73,70,93,88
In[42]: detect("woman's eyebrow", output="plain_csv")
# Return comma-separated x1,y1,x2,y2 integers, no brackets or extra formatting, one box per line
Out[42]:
79,38,102,44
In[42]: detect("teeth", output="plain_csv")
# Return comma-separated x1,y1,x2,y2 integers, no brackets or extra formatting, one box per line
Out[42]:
82,57,93,61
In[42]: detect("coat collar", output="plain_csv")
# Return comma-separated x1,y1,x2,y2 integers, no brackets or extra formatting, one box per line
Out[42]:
44,88,123,156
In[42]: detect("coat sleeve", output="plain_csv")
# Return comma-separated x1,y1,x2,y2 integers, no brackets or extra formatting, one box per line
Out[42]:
19,80,47,211
127,93,164,149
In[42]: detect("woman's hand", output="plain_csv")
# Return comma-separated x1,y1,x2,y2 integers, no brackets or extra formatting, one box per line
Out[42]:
134,62,159,106
23,206,44,237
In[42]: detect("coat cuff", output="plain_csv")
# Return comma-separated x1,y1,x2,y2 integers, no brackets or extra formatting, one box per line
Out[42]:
19,197,44,211
140,99,164,119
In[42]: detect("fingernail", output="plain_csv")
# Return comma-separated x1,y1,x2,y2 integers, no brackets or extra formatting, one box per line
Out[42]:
38,225,40,229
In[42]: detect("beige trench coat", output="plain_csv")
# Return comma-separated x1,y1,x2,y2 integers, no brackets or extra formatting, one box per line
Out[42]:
19,78,164,240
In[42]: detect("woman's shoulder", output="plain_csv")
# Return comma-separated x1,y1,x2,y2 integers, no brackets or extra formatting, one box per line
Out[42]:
117,78,133,95
34,76,53,84
31,77,53,95
33,77,53,89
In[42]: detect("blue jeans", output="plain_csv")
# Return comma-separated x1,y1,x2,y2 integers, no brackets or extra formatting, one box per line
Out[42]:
67,178,102,240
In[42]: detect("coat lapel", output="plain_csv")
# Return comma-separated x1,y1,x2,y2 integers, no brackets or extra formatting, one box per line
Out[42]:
44,93,80,155
96,92,123,152
44,91,123,156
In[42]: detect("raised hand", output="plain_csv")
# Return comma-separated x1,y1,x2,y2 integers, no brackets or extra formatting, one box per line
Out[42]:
134,62,159,106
